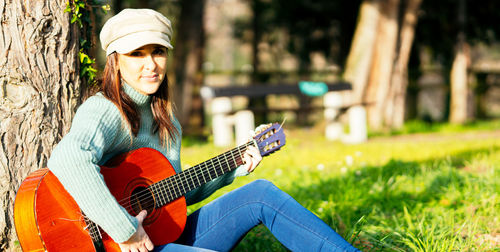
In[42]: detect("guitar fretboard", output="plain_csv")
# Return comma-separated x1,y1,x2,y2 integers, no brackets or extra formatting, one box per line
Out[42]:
149,141,255,207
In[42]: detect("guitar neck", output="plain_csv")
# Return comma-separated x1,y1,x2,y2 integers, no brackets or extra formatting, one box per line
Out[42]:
150,141,255,207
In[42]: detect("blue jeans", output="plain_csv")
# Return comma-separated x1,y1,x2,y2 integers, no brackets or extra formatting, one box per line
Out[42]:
154,179,359,252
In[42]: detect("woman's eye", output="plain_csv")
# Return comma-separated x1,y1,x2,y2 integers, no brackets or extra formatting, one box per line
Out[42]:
129,51,142,56
153,48,166,55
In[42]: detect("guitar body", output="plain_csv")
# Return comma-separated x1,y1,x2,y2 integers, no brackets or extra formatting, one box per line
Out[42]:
14,148,187,252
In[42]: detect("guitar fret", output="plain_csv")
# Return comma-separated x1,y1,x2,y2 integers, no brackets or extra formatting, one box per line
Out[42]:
188,169,196,189
199,162,206,184
194,166,201,187
213,157,220,177
221,155,227,174
150,184,159,206
214,155,223,176
185,170,195,192
206,159,213,180
215,156,222,176
179,173,187,194
168,181,174,202
158,180,166,203
237,146,244,166
223,154,231,173
199,162,206,183
160,183,167,205
231,149,238,168
172,177,181,199
156,183,164,206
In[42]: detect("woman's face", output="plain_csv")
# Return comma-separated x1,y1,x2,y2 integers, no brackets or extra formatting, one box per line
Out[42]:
117,44,168,95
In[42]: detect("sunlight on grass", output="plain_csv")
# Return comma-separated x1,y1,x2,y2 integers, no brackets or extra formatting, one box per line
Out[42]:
181,122,500,251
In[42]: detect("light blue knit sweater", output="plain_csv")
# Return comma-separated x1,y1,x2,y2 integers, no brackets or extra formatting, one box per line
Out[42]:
48,83,247,243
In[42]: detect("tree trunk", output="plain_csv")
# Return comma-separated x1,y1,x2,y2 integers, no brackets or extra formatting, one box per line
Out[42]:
365,0,400,130
173,0,206,132
0,1,81,250
385,0,422,128
343,0,381,104
249,0,269,125
449,0,469,124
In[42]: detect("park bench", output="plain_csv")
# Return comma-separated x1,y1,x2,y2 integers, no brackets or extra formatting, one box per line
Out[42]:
200,81,367,146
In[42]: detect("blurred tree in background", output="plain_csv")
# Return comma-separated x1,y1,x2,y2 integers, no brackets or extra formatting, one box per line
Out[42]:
414,0,500,123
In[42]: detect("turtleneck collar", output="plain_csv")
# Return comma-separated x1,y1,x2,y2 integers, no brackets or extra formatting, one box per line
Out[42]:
122,81,151,107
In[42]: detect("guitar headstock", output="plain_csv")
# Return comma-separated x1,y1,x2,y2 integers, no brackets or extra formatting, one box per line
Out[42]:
253,123,286,156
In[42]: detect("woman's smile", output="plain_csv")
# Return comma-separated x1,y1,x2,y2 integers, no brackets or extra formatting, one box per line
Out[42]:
141,74,159,82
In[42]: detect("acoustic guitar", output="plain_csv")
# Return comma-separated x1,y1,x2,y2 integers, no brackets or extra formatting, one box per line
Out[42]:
14,123,285,251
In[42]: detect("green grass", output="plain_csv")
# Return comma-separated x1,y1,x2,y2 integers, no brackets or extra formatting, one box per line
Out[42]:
182,121,500,251
369,119,500,137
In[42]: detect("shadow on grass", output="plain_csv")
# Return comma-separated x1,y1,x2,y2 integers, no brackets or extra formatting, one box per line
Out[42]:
282,146,497,251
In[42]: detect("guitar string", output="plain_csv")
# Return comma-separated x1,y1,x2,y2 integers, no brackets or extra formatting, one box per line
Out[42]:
116,144,248,212
121,142,249,209
115,142,253,211
176,141,251,191
164,140,252,202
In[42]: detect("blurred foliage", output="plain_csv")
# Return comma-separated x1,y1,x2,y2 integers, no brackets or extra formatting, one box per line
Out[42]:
234,0,361,70
414,0,500,68
230,0,500,75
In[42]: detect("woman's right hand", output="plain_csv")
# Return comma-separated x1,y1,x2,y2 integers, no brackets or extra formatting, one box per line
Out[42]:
118,210,154,252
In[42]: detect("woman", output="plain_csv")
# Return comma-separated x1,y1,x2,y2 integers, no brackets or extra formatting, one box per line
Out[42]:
48,8,359,252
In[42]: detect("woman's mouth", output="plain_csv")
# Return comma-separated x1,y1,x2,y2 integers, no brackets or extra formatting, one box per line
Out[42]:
141,74,159,82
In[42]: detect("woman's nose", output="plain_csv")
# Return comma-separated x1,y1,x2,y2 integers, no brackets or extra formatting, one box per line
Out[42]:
144,55,157,70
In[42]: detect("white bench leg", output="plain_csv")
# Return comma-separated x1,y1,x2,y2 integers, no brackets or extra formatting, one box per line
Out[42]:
211,98,255,146
341,105,367,144
212,97,233,147
234,110,255,145
324,92,343,140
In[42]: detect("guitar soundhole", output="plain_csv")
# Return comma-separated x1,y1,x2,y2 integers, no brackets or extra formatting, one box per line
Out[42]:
130,187,155,215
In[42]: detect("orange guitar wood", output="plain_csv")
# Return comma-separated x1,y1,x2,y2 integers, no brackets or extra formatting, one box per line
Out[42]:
14,148,187,251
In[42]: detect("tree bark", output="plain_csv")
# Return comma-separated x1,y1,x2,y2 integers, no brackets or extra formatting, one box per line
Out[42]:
365,0,400,130
0,1,81,250
385,0,422,128
343,0,381,104
173,0,206,132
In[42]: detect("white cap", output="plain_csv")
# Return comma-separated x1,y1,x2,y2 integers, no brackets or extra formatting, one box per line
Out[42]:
100,8,174,56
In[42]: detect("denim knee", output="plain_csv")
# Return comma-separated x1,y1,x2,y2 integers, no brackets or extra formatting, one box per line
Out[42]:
247,179,276,193
245,179,291,204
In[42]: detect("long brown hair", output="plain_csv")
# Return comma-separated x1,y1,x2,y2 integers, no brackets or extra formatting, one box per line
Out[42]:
99,53,179,146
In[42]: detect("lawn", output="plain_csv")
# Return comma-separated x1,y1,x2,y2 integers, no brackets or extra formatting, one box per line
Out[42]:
182,120,500,251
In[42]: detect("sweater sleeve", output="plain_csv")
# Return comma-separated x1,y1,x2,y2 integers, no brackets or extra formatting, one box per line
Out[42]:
47,96,138,243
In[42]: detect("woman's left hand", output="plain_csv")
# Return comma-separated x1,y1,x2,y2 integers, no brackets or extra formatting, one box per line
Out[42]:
242,146,262,173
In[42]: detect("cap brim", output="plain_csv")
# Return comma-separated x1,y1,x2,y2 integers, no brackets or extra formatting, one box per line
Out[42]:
106,31,173,56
